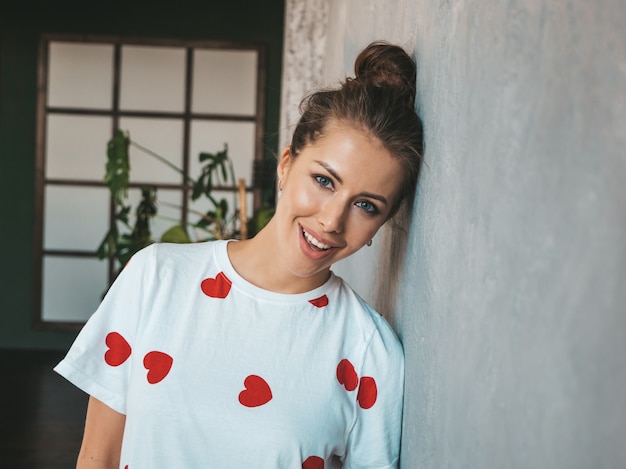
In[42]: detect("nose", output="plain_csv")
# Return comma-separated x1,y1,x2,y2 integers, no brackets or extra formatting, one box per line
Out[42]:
318,198,347,234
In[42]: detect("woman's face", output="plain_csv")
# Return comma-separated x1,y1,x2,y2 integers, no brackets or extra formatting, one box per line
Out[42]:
273,120,403,287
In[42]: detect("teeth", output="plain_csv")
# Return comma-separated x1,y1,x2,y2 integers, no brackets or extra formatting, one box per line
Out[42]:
303,229,331,250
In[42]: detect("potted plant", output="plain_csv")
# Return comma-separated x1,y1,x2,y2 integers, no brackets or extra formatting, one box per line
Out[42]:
96,129,274,268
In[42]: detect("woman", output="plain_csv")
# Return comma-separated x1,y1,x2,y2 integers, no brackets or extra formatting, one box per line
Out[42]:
55,40,424,468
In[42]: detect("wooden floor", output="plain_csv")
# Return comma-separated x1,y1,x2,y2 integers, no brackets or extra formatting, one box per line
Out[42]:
0,348,87,468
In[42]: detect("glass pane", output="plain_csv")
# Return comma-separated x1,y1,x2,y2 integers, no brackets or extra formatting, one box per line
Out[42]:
42,256,108,322
125,188,183,243
189,120,256,186
48,42,114,109
192,49,257,115
120,45,186,112
46,114,112,180
118,117,184,184
44,186,110,251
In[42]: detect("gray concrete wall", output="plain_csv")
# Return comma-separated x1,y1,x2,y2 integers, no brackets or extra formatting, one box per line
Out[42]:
282,0,626,467
397,2,626,467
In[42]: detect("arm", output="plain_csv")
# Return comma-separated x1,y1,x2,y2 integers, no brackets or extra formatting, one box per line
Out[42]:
76,396,126,469
343,315,405,468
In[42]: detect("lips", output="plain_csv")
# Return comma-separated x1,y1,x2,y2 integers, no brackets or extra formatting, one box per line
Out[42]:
299,225,339,260
302,228,332,250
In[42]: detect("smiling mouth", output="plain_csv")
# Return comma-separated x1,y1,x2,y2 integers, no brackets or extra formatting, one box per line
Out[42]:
302,228,332,251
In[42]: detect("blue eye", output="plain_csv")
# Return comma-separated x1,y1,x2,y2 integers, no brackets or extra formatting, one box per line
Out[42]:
315,175,333,188
355,200,378,214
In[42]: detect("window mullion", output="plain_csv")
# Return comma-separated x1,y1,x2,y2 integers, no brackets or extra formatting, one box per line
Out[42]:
181,47,194,228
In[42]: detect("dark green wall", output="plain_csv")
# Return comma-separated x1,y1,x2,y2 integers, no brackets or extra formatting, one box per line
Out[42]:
0,0,285,350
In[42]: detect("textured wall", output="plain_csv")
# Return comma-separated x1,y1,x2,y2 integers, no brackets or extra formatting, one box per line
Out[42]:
398,1,626,467
282,0,626,467
279,0,329,151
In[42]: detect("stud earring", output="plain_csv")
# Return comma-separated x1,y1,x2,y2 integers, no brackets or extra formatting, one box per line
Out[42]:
366,240,372,247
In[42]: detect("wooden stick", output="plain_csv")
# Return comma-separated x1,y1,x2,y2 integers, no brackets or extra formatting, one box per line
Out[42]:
238,178,248,240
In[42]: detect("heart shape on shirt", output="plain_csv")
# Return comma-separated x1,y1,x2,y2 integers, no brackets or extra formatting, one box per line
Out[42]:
143,351,173,384
302,455,324,469
104,332,132,367
336,359,358,392
309,295,329,308
238,375,272,407
201,272,232,299
357,376,378,409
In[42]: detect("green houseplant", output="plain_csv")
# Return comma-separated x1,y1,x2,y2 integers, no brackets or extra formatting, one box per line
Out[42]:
96,129,273,268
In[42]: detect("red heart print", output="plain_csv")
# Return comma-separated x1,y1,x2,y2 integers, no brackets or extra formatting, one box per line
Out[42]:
143,351,173,384
336,359,358,392
302,456,324,469
357,376,378,409
201,272,232,299
302,455,324,469
104,332,132,367
309,295,329,308
238,375,272,407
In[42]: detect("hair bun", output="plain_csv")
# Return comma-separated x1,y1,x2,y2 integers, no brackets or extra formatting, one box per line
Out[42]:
354,41,417,106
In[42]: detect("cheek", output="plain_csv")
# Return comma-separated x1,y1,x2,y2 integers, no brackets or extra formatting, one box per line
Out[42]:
284,181,321,212
344,213,385,243
361,223,384,243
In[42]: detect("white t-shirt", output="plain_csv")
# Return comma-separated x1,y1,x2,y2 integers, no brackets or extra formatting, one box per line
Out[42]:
55,240,404,468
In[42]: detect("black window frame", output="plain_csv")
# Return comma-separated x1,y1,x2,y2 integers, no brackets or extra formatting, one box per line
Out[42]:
33,33,267,331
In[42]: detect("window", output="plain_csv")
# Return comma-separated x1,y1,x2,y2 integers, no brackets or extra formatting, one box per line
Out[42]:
33,34,267,330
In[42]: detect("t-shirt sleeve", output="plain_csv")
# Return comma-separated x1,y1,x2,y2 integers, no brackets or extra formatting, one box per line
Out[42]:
343,313,405,469
53,244,156,414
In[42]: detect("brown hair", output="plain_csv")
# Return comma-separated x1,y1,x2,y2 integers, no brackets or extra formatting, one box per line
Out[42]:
289,41,424,218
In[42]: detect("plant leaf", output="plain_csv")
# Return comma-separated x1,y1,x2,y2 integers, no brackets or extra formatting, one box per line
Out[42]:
219,198,229,217
104,130,131,205
96,230,116,259
160,224,191,243
194,211,216,228
199,152,213,163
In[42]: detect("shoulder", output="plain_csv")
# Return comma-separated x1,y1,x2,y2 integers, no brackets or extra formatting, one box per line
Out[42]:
132,240,222,266
150,239,222,258
334,278,403,359
120,241,224,286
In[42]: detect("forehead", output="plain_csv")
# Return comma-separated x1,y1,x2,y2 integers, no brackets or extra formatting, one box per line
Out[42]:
295,120,403,196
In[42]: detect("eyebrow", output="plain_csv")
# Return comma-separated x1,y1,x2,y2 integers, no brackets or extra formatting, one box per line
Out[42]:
314,160,389,205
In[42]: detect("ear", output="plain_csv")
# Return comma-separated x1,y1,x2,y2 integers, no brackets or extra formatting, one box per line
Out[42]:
277,146,292,183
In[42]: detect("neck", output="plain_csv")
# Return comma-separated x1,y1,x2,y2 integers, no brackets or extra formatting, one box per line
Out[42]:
227,222,330,294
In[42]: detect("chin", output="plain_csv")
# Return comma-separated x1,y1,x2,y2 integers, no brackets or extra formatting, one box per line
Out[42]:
286,259,333,283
